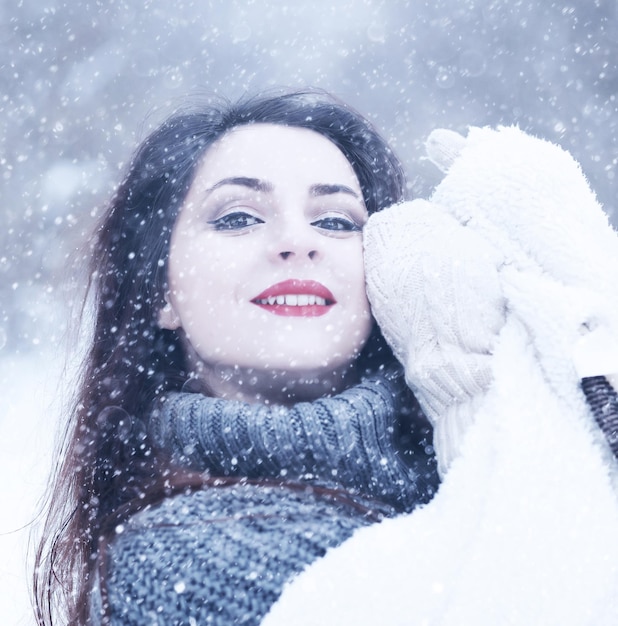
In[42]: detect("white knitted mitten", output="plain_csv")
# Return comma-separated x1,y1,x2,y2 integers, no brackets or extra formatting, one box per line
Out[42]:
365,126,618,475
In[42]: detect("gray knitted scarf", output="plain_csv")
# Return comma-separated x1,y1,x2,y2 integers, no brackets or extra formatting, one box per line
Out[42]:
150,371,436,512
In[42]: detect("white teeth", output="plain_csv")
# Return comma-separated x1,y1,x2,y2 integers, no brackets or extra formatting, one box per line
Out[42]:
256,294,329,306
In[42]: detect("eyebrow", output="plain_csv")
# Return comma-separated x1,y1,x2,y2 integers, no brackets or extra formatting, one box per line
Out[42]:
309,183,360,199
205,177,360,199
205,177,274,194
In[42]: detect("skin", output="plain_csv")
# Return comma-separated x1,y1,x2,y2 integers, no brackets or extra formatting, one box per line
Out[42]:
159,124,373,405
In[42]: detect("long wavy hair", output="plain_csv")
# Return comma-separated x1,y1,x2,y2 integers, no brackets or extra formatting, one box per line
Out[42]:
33,88,408,625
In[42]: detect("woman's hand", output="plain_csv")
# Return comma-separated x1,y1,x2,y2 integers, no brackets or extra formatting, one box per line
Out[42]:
364,125,618,475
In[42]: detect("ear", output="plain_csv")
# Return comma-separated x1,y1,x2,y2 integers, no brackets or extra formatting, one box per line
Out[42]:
158,299,181,330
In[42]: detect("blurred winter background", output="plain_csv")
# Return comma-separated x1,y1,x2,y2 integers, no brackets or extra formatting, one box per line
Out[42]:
2,0,618,622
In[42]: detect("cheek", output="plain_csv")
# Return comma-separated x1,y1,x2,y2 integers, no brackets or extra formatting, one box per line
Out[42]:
354,296,374,345
333,242,373,343
167,235,264,347
351,251,373,340
169,236,233,293
338,242,370,308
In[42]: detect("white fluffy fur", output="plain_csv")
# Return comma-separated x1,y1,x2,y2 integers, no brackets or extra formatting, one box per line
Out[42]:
263,126,618,626
264,321,618,626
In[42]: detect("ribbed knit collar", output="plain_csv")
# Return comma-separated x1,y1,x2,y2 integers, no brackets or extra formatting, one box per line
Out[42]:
150,370,437,513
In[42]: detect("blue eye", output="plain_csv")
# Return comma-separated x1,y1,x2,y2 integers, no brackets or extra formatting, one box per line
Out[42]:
312,216,362,232
209,212,264,231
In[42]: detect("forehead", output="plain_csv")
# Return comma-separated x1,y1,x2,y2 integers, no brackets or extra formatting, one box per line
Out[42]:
193,123,361,191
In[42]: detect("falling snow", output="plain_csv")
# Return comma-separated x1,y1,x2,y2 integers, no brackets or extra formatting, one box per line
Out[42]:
3,1,618,623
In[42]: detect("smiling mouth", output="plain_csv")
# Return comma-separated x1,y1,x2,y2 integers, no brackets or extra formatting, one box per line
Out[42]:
251,280,335,317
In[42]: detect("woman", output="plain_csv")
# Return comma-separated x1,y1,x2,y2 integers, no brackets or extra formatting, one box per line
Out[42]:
34,89,439,625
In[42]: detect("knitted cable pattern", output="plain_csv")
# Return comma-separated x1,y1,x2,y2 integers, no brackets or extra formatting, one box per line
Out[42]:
581,375,618,458
96,484,377,626
91,376,438,625
149,372,437,512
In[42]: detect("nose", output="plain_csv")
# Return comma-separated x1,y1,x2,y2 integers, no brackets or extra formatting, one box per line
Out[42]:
272,215,321,262
279,249,317,260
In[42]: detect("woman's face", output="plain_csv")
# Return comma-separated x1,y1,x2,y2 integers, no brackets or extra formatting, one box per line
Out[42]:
159,123,373,403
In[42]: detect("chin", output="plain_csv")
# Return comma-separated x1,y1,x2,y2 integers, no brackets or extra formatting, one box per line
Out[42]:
267,338,366,369
261,351,357,374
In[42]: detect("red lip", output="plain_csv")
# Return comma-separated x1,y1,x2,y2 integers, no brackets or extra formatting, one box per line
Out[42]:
253,279,335,301
251,279,336,317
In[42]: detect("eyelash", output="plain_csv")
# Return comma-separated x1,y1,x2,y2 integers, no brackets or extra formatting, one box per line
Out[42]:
208,212,362,233
208,212,264,231
311,216,362,232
